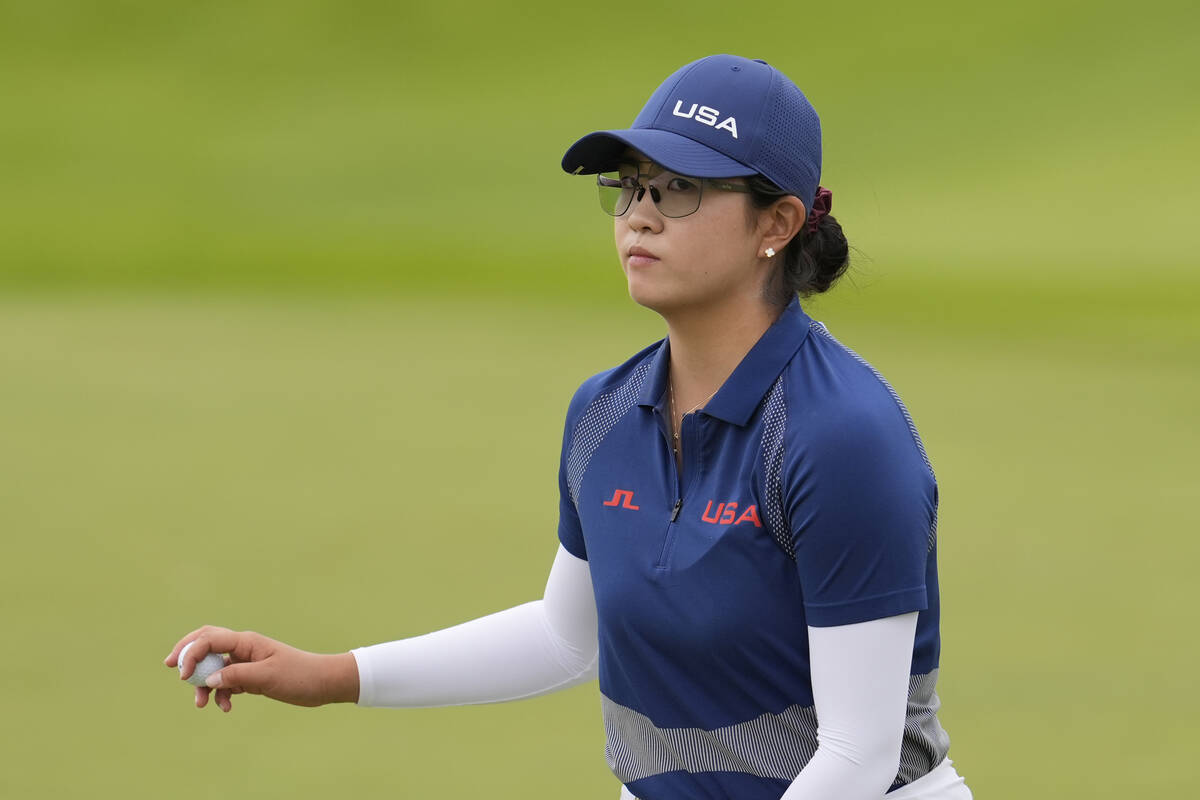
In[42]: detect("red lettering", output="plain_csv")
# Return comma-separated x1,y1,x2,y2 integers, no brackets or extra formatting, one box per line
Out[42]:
735,505,763,528
701,500,725,523
719,503,738,525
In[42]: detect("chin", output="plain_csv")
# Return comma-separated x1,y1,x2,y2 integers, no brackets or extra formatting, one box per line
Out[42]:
625,272,673,314
628,268,729,317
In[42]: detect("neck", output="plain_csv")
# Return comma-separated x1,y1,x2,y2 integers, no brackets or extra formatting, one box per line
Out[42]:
664,296,782,406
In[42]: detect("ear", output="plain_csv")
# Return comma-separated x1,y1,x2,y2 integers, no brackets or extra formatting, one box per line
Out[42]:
759,195,807,255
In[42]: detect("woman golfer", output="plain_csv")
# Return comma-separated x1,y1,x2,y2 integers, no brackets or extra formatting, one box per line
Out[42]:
166,54,972,799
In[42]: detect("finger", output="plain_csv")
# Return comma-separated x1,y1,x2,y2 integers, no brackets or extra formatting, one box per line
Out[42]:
222,656,246,694
215,687,233,713
178,640,208,682
165,626,210,667
195,685,211,709
204,660,269,695
177,627,251,680
192,628,263,666
169,625,227,673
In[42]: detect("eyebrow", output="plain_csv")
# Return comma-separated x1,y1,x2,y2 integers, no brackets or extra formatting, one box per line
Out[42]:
616,158,667,176
614,147,662,168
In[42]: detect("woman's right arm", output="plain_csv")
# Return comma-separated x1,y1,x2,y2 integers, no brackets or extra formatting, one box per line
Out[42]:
354,544,598,707
165,545,599,711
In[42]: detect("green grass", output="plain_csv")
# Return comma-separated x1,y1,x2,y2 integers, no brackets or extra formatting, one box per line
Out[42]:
1,281,1197,797
2,1,1197,293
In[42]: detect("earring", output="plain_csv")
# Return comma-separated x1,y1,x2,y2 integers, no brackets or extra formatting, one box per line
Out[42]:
764,247,776,258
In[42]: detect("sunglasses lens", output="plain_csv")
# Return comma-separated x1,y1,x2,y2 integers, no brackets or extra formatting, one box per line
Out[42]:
597,165,704,218
653,174,702,217
597,171,635,216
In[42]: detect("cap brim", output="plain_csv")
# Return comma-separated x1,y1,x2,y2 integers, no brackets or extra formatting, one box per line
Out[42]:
561,128,756,178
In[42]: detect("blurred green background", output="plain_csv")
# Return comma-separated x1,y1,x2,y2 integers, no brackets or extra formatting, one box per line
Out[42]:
1,1,1197,797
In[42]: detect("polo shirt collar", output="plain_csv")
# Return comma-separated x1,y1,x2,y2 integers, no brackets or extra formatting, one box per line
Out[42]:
635,297,813,427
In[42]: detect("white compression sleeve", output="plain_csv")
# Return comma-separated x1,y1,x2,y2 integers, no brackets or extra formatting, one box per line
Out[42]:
780,612,919,799
352,544,598,707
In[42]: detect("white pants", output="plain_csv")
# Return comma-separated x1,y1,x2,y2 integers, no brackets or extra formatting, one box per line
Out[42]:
886,758,972,799
617,757,971,799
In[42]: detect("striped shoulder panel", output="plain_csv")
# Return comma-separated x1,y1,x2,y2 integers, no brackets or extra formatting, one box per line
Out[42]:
565,360,653,509
758,374,792,559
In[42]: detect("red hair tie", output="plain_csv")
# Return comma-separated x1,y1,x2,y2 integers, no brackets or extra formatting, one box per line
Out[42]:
806,186,832,233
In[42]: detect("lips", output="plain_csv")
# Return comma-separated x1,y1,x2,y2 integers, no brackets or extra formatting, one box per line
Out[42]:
627,245,659,266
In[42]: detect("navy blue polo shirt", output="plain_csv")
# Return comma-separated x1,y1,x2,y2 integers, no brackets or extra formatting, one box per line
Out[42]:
557,298,950,799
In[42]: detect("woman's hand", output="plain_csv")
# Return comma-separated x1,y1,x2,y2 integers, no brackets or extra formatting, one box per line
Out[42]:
164,625,359,712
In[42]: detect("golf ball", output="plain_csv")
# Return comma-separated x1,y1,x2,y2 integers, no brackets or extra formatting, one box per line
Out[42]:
179,641,225,688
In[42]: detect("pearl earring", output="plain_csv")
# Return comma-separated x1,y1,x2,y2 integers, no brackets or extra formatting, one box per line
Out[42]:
764,247,776,258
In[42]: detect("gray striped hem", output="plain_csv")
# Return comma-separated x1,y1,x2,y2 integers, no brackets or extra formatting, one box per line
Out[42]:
603,694,818,783
898,670,952,785
602,670,950,787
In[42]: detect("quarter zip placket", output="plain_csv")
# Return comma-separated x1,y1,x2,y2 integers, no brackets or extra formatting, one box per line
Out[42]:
655,409,697,569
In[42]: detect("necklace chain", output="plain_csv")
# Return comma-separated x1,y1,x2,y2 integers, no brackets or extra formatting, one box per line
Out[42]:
668,380,718,456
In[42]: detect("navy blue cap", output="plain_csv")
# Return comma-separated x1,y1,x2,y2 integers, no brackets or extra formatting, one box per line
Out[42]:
561,54,822,211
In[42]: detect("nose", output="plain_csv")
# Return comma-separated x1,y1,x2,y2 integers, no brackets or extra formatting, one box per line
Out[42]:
624,185,664,233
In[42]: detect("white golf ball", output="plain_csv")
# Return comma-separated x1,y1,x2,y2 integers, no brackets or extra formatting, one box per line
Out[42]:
179,641,225,688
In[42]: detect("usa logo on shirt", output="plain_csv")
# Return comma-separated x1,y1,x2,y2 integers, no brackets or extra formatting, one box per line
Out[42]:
700,500,762,527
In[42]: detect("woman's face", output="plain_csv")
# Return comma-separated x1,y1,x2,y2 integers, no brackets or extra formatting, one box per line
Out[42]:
612,149,772,317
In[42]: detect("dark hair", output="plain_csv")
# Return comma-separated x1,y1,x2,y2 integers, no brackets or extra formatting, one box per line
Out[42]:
744,175,850,304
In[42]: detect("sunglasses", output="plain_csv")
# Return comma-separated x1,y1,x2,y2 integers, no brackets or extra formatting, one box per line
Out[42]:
596,162,751,218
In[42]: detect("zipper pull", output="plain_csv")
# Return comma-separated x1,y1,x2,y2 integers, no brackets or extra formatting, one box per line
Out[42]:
670,498,682,522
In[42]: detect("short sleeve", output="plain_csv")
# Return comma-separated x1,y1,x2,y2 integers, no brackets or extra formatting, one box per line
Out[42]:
785,398,936,627
556,386,588,561
553,350,660,563
557,459,586,560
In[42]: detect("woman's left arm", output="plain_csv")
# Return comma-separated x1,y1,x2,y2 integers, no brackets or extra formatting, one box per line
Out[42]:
781,612,918,799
